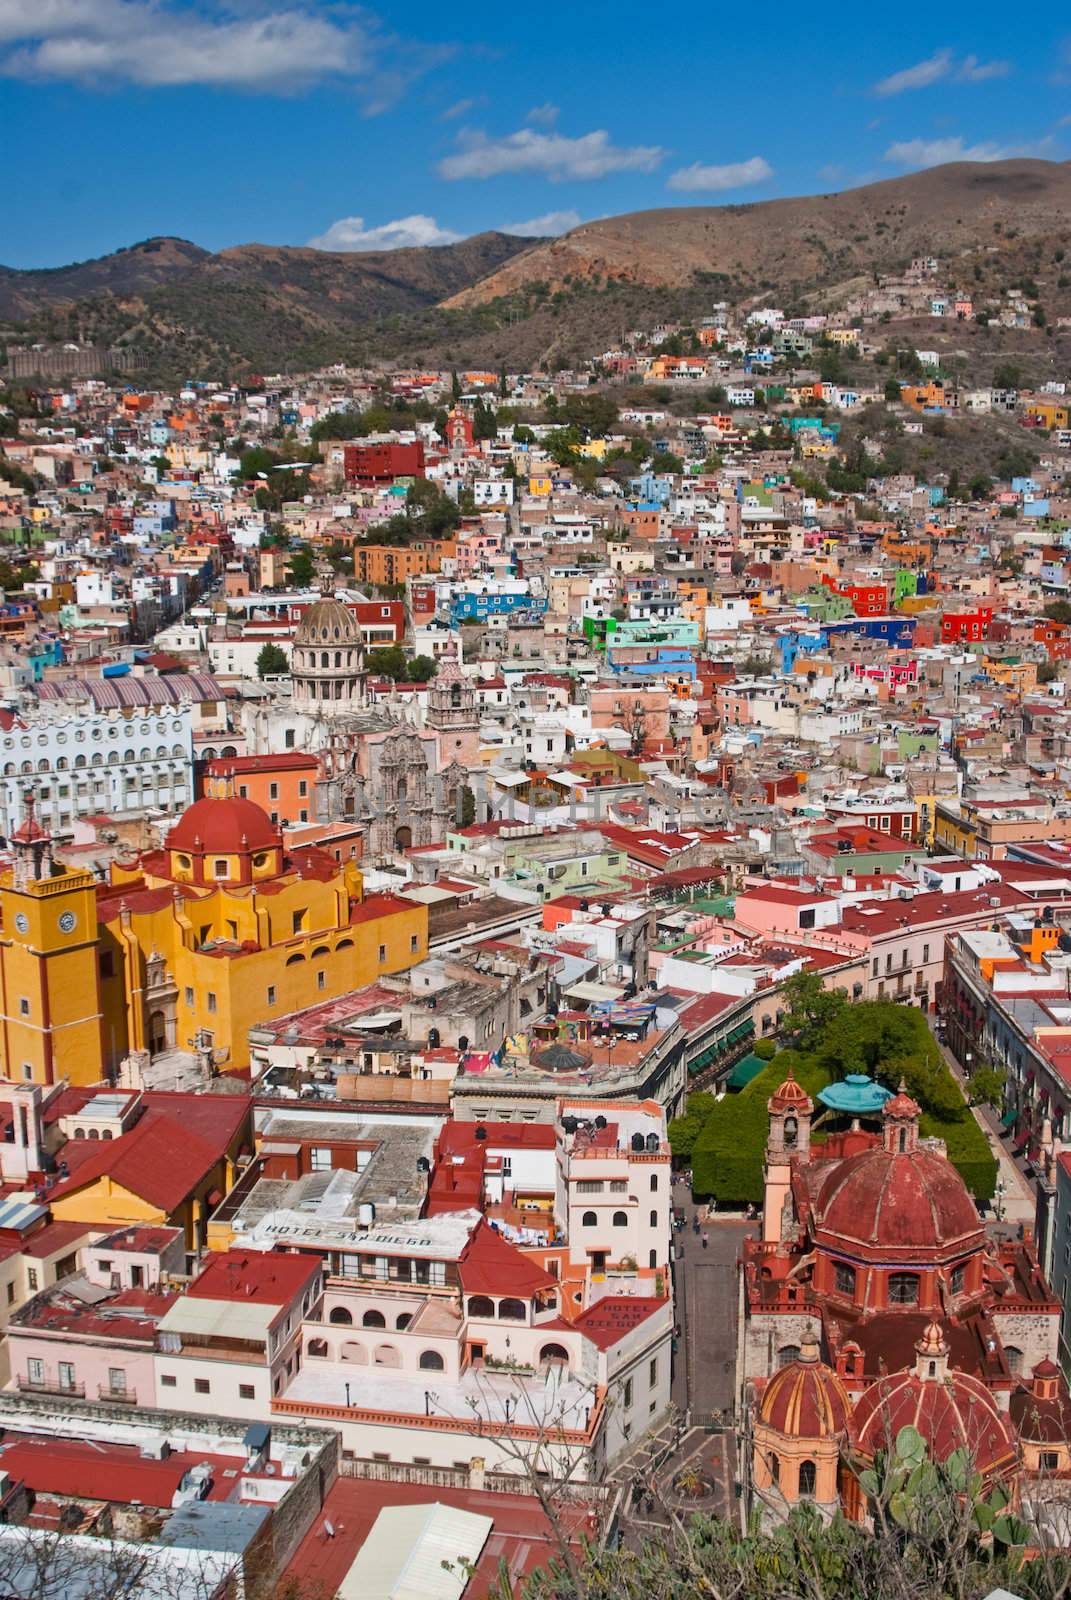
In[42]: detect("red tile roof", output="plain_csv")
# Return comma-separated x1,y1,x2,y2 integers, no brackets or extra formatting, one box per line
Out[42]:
573,1295,666,1350
457,1219,557,1297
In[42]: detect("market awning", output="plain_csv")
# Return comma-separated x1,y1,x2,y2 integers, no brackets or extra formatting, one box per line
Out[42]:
727,1052,768,1090
1001,1107,1018,1129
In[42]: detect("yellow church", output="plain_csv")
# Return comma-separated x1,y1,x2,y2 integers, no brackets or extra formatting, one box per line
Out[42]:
0,793,428,1085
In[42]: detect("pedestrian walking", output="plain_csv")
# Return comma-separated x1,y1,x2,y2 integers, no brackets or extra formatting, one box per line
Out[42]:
702,1231,709,1249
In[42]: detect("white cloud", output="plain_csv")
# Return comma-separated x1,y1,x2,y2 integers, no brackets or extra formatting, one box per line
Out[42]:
438,127,666,181
526,101,559,126
884,135,1052,168
0,0,431,94
875,48,954,95
442,96,477,120
308,214,463,251
957,53,1010,82
501,209,582,237
875,47,1010,95
667,156,772,192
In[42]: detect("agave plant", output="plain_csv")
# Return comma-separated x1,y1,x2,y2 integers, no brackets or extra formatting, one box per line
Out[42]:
858,1426,1031,1551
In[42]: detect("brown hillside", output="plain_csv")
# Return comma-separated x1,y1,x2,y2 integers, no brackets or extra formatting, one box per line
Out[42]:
443,160,1071,308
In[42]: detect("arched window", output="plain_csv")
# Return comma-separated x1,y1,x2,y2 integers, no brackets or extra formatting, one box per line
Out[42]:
328,1306,353,1325
362,1309,386,1328
784,1115,797,1148
307,1338,328,1358
777,1345,801,1368
582,1210,597,1227
467,1295,494,1318
373,1344,400,1367
419,1350,445,1370
395,1313,412,1330
798,1459,817,1497
889,1272,919,1305
341,1341,367,1364
834,1262,856,1298
1005,1346,1024,1375
612,1211,628,1227
498,1298,526,1321
539,1343,569,1367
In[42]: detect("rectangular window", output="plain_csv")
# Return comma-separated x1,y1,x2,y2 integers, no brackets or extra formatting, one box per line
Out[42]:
239,1384,255,1400
267,986,276,1006
649,1358,658,1386
27,1358,44,1385
922,944,930,964
26,1268,38,1292
269,783,279,801
609,1179,627,1193
194,1378,211,1395
207,992,217,1014
108,1368,126,1394
411,935,419,953
576,1180,603,1194
184,986,194,1007
18,998,29,1017
58,1362,75,1391
317,971,326,991
310,1147,332,1172
623,1378,633,1408
298,781,307,798
285,730,296,749
213,859,229,879
378,944,386,964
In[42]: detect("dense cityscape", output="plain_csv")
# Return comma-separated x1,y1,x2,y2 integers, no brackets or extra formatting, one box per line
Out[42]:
6,37,1071,1592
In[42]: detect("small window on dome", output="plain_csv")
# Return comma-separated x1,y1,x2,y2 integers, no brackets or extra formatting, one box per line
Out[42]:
835,1262,855,1298
889,1272,919,1305
777,1344,801,1368
252,853,269,870
176,853,192,871
213,859,229,880
950,1264,965,1295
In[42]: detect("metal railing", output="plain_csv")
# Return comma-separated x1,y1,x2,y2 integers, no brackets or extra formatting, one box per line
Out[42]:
17,1376,85,1398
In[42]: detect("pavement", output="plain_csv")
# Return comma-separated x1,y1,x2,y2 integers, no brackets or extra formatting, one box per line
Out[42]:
932,1031,1036,1226
608,1189,750,1529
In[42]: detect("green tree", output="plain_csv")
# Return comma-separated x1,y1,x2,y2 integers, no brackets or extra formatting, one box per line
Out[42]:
406,655,438,682
309,408,364,441
1044,600,1071,624
780,969,847,1046
365,645,408,679
255,642,289,678
457,785,476,827
472,398,498,441
967,1064,1006,1110
288,548,316,588
993,361,1020,390
650,449,683,475
884,377,903,402
667,1092,716,1162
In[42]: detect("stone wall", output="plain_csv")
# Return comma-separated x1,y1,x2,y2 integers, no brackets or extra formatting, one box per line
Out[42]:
741,1311,822,1388
991,1308,1059,1377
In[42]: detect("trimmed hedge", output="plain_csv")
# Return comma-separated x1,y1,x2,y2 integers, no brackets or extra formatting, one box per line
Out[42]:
690,1047,998,1206
691,1053,830,1203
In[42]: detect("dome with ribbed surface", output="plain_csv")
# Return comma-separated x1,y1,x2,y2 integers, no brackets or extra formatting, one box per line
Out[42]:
853,1364,1018,1475
759,1346,852,1439
167,796,279,855
295,596,361,645
814,1143,983,1255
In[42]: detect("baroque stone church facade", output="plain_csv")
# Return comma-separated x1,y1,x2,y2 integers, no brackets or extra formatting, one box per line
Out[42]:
242,593,478,859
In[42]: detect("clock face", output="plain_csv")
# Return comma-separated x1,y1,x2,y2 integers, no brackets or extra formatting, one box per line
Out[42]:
13,913,28,934
58,911,76,934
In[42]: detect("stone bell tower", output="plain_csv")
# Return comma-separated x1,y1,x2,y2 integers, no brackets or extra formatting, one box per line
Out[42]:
762,1069,813,1244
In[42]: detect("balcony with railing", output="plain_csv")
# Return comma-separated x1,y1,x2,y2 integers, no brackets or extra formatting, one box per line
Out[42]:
97,1384,136,1404
17,1375,85,1398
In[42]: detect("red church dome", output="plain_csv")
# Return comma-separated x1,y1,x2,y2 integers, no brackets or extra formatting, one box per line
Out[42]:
166,797,280,856
853,1360,1017,1477
815,1142,983,1255
759,1341,852,1439
769,1068,812,1112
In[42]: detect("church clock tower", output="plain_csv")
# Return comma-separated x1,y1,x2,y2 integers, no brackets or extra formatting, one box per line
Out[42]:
0,796,103,1087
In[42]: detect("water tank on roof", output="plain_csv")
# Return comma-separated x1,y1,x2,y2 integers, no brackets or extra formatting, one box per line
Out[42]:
357,1203,375,1226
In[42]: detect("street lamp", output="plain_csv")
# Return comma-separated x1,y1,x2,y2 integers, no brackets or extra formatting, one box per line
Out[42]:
344,1382,351,1406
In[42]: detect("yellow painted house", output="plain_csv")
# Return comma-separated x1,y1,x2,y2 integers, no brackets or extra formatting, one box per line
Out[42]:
46,1086,252,1251
96,796,428,1076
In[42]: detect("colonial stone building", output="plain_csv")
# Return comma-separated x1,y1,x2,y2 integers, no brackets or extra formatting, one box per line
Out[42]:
740,1071,1071,1528
242,594,478,860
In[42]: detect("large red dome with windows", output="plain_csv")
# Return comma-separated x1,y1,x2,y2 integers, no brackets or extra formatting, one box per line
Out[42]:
166,797,280,856
814,1144,983,1254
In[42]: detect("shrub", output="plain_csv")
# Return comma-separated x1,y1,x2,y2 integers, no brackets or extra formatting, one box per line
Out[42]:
691,1053,830,1202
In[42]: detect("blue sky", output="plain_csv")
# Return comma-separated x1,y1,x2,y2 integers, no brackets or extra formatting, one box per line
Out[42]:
2,1,1069,267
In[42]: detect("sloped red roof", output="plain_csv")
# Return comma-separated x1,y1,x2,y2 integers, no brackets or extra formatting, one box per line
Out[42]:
457,1219,557,1297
